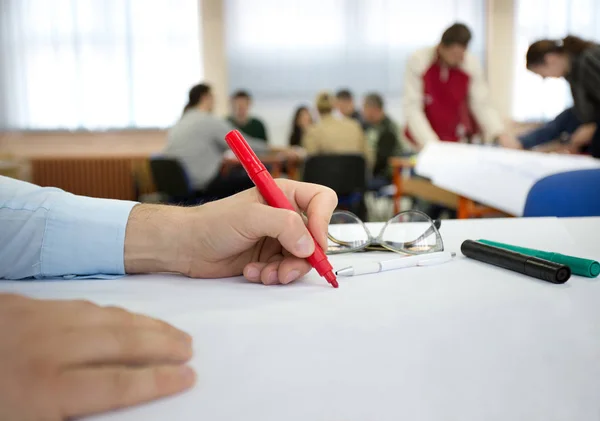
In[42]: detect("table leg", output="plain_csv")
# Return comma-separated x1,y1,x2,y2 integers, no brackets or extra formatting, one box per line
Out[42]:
287,160,299,180
393,165,403,214
271,163,282,178
457,196,471,219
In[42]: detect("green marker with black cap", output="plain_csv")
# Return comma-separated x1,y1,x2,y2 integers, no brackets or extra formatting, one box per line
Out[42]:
478,240,600,278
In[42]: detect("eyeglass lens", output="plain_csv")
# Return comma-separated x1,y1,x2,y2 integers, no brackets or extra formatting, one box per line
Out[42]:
380,211,440,253
328,211,370,253
328,210,441,255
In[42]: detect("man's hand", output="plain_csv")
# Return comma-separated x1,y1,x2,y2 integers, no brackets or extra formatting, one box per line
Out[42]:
568,123,596,153
497,133,523,149
0,293,195,421
124,179,337,285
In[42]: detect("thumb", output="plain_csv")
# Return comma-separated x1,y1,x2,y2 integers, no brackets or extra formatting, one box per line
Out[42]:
241,204,315,258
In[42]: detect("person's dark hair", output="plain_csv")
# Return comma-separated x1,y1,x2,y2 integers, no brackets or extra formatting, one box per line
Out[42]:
183,83,211,114
335,89,353,100
231,89,251,100
364,93,384,110
289,106,310,147
440,23,472,47
526,35,595,68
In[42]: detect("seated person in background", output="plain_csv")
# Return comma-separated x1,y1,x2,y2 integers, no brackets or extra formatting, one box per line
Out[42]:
163,83,268,199
403,23,520,149
335,89,364,128
516,36,600,157
362,93,400,188
289,106,313,147
302,92,370,161
227,90,268,142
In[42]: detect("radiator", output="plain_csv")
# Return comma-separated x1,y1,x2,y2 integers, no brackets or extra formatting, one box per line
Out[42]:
31,156,151,200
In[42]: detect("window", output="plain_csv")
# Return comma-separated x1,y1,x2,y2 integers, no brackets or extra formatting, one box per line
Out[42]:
225,0,486,145
512,0,600,121
0,0,202,130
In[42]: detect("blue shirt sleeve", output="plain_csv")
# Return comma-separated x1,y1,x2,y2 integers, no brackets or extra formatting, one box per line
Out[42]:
0,176,137,280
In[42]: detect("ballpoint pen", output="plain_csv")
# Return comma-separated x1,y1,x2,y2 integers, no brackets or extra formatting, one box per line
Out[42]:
336,251,456,277
224,130,338,288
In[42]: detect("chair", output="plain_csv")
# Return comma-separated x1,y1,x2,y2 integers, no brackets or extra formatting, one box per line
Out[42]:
523,169,600,217
303,154,367,219
149,157,202,205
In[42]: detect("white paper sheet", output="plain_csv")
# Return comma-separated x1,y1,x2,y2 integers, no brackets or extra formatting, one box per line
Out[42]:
2,218,600,421
415,143,600,216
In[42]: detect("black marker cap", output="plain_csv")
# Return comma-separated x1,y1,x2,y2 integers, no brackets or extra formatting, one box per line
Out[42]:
461,240,571,284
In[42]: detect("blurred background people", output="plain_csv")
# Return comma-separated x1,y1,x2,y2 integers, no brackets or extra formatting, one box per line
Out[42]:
362,92,401,188
335,89,364,128
403,23,521,149
289,105,314,147
302,92,369,161
517,35,600,157
163,83,268,199
227,90,268,142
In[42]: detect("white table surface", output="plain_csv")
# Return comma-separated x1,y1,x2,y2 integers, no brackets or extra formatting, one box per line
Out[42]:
1,217,599,421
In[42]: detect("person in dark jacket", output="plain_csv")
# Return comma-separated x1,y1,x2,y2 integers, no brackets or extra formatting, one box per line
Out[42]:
335,89,365,128
227,90,268,142
362,93,400,184
520,35,600,157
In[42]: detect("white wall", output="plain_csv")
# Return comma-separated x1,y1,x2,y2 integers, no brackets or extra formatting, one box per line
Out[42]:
486,0,515,122
200,0,229,117
198,0,517,145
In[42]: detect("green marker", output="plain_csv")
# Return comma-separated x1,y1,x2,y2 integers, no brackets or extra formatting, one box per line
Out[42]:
478,240,600,278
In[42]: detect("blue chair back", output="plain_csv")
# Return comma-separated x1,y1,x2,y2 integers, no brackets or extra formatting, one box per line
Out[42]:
523,169,600,217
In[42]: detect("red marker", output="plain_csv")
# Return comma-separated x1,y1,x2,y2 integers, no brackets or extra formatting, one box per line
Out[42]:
225,130,338,288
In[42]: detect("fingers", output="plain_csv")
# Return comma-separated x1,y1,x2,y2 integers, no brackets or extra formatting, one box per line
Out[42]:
58,364,196,419
38,300,191,341
275,180,337,251
243,256,311,285
277,256,312,284
100,306,192,342
57,326,193,366
241,204,315,258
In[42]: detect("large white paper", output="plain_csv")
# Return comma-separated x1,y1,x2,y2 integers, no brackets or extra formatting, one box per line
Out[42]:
2,218,600,421
415,143,600,216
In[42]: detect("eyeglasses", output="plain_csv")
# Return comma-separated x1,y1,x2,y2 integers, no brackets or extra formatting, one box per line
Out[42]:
327,210,444,255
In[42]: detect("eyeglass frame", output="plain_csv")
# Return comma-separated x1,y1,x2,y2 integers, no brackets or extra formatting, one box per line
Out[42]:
327,209,444,255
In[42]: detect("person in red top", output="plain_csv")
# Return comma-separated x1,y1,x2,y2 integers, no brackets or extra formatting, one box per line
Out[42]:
403,23,520,149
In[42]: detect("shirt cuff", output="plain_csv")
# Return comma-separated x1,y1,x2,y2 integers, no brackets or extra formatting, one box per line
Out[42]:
39,193,137,278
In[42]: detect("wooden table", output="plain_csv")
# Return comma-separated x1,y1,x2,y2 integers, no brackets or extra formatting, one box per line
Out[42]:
389,156,510,219
222,153,302,180
0,161,19,179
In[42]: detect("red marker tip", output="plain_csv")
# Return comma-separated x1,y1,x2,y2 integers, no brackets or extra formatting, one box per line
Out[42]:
324,271,339,288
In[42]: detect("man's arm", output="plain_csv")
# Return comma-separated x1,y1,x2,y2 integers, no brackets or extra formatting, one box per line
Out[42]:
0,177,136,279
403,52,440,147
213,118,269,153
466,55,505,143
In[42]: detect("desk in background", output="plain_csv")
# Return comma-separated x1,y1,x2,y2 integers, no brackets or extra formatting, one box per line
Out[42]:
0,161,19,179
389,156,510,218
221,153,302,180
1,217,598,421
